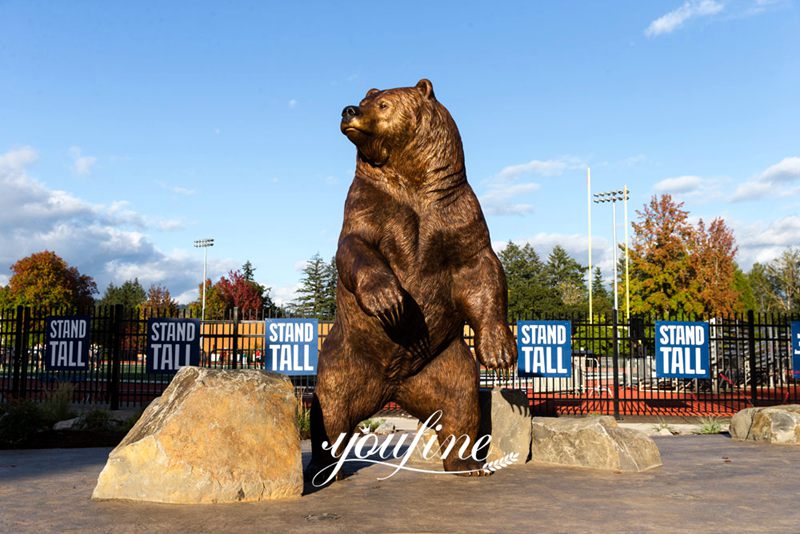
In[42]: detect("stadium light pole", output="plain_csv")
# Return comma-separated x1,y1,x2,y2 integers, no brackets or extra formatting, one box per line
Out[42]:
193,238,214,321
592,189,629,313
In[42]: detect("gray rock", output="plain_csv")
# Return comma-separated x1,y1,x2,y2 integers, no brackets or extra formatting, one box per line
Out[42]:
53,417,79,431
729,405,800,444
92,367,303,503
531,416,662,472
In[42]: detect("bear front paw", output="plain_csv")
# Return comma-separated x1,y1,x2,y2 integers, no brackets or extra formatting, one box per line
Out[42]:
355,274,405,328
476,325,516,370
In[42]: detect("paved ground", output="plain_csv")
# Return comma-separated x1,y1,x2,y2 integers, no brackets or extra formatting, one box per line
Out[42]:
1,434,798,533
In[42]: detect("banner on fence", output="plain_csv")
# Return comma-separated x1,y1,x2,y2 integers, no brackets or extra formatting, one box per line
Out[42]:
45,316,91,370
655,321,709,378
146,318,200,373
516,320,572,377
264,318,318,375
792,321,800,379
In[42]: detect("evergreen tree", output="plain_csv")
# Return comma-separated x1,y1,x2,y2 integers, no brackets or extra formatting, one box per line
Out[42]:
544,245,587,313
99,278,146,308
498,242,552,319
291,253,334,318
590,267,613,317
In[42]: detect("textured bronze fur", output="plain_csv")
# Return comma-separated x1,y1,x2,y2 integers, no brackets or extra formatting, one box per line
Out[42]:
310,79,516,479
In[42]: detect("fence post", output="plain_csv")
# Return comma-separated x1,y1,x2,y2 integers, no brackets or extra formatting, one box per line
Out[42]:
109,304,123,410
747,309,757,406
11,305,24,398
612,308,621,420
231,307,239,369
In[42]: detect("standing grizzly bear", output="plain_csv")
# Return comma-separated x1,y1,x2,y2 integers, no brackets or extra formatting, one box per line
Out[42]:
310,79,516,479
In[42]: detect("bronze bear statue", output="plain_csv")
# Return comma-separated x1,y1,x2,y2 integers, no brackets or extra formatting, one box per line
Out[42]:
310,79,516,479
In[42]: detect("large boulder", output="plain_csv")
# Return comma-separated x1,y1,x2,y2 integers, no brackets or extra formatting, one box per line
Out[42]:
531,416,661,472
92,367,303,503
409,388,532,467
729,405,800,444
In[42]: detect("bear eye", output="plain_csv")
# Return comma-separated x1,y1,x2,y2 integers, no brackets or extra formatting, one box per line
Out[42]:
378,101,389,110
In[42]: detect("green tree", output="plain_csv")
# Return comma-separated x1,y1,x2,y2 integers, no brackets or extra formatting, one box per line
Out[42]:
498,242,553,319
763,248,800,313
748,262,777,312
590,267,613,317
99,278,146,308
2,250,97,310
544,245,587,314
733,264,757,312
291,253,336,319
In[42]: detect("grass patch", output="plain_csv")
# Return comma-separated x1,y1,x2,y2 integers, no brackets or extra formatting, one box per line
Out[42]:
697,416,723,435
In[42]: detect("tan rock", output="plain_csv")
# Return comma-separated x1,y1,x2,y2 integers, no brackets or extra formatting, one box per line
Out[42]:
729,405,800,444
92,367,303,503
410,388,532,467
531,416,662,472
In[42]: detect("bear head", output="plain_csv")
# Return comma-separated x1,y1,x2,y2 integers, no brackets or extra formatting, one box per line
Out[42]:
340,79,461,175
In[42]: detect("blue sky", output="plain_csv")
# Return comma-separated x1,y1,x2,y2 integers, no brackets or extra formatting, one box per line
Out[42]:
1,1,798,305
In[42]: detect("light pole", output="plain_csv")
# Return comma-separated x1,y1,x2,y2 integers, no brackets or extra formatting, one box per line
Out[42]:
193,238,214,321
593,189,630,314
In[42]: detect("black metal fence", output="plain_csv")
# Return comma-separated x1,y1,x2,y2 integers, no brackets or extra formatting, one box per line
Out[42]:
1,306,797,416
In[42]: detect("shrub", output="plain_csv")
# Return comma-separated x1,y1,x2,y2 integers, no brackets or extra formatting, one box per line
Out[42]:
0,400,47,446
296,399,311,440
40,382,76,426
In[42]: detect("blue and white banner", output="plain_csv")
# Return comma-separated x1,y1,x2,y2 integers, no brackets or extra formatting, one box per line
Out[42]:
265,318,318,375
45,316,91,370
791,321,800,380
655,321,710,378
146,318,200,373
516,320,571,377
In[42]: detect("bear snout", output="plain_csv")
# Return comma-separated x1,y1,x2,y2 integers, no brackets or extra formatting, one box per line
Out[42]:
341,105,360,119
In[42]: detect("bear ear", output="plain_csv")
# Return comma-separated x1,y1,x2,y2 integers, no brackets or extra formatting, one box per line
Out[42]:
416,79,435,100
366,88,380,97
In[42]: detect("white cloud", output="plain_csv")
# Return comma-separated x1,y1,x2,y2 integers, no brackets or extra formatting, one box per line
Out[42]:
653,175,703,193
480,182,540,215
288,99,298,109
0,274,8,287
272,283,301,307
760,156,800,183
0,146,227,304
479,156,584,216
68,146,97,175
156,180,197,196
733,215,800,267
731,156,800,202
645,0,725,37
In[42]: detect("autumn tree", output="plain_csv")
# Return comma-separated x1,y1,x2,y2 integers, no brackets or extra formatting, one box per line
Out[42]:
690,217,740,316
99,278,146,308
216,270,264,316
144,283,178,314
625,195,703,317
2,250,97,310
625,195,740,317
